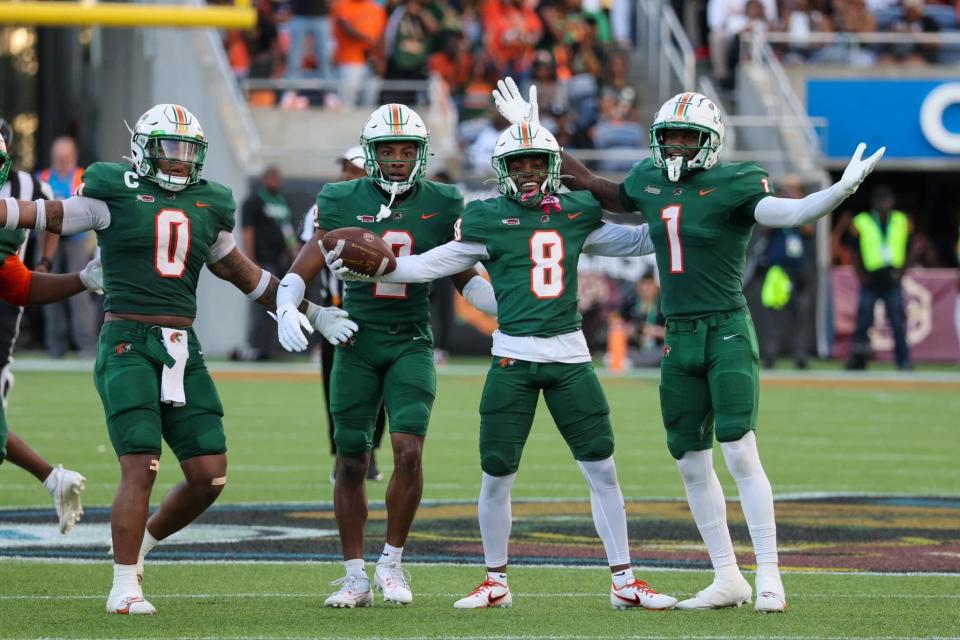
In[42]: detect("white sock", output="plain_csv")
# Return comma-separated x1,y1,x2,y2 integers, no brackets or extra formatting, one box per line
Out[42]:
755,562,784,594
112,563,140,594
720,432,778,566
487,571,507,585
344,558,366,579
611,568,635,589
577,457,630,567
378,543,403,566
139,530,159,564
677,449,739,573
478,472,515,568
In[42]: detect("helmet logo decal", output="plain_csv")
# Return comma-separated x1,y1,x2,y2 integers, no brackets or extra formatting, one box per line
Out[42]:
518,122,533,147
388,104,404,134
673,92,696,117
172,105,190,135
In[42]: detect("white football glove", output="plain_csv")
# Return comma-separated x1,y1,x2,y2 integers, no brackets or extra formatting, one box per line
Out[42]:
275,303,313,352
79,256,103,294
323,248,377,282
839,142,886,195
492,76,539,126
309,305,358,345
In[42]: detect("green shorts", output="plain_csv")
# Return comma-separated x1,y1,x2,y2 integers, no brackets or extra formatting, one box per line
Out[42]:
93,320,225,462
330,321,436,457
478,357,613,477
659,307,760,460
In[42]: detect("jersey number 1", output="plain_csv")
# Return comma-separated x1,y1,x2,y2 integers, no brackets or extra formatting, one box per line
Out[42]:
661,204,683,273
155,209,191,278
530,230,564,298
374,230,414,299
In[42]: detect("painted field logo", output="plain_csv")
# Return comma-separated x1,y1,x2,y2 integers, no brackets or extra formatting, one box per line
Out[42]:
2,496,957,573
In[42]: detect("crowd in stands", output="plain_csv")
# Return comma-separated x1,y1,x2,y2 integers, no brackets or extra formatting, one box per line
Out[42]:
700,0,960,88
223,0,643,171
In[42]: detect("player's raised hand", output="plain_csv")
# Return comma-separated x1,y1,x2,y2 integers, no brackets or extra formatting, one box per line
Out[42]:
312,306,359,345
493,77,539,126
839,142,885,194
79,256,104,294
275,303,313,352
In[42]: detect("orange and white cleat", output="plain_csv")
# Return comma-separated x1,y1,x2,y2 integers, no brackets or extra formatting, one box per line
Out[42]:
453,577,512,609
324,574,373,608
106,591,156,615
610,578,677,610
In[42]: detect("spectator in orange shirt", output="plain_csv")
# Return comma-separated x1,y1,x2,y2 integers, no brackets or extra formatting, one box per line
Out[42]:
482,0,544,82
428,31,474,96
331,0,387,107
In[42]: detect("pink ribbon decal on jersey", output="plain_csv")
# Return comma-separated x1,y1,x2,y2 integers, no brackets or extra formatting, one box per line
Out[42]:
539,194,561,214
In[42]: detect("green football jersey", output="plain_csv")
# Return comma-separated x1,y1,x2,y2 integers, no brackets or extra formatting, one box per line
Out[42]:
80,162,236,318
456,191,604,337
619,158,773,319
317,177,463,324
0,230,25,261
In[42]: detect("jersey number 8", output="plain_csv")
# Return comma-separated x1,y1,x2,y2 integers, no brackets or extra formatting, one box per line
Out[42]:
529,230,565,299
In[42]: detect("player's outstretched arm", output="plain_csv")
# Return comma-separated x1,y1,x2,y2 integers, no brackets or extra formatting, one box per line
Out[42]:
328,240,489,285
209,245,357,352
582,222,655,257
27,256,103,303
559,153,629,213
754,142,885,228
0,197,109,235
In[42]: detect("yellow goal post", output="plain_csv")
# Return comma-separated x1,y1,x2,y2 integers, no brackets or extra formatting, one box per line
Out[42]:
0,0,255,29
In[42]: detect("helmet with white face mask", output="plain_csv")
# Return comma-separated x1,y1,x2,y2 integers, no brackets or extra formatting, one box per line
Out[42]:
649,92,724,182
491,121,562,208
129,104,207,192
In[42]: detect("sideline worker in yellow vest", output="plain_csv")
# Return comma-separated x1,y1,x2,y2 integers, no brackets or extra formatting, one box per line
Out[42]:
845,185,912,370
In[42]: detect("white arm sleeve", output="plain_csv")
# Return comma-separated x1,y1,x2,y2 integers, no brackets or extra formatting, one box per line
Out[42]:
462,275,497,316
582,222,655,257
380,241,490,283
753,181,853,228
300,205,317,244
206,231,237,264
61,196,111,233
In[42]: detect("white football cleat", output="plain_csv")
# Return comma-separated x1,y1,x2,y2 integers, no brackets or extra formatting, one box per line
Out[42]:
453,577,512,609
755,566,787,612
48,465,85,534
106,591,156,615
324,574,373,608
374,561,413,604
610,578,677,610
675,575,752,610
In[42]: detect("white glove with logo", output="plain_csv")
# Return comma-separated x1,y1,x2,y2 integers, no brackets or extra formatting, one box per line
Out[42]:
839,142,886,195
275,304,314,352
492,76,540,126
323,247,377,282
306,304,358,345
79,256,103,294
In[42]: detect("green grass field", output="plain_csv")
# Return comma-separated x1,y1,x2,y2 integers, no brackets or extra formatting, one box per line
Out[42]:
1,364,959,639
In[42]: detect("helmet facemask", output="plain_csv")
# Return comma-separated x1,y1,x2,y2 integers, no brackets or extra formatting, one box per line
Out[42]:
132,134,207,192
361,137,428,196
650,123,718,182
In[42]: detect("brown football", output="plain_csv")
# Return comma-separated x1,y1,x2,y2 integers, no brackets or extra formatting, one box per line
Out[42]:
322,227,397,277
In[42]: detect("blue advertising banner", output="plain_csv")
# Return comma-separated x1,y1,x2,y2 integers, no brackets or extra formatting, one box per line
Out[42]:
807,79,960,159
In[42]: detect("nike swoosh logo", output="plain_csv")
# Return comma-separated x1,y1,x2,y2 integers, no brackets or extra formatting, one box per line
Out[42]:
488,591,509,605
280,283,288,287
195,201,212,208
698,188,717,197
723,334,740,341
421,213,439,220
567,211,583,220
613,592,641,606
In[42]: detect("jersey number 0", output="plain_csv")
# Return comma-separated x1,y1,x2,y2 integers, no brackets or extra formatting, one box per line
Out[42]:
155,209,191,278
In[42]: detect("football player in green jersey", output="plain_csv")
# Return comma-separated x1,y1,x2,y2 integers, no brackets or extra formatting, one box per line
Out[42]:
328,122,677,611
0,103,356,615
493,78,884,613
276,103,497,608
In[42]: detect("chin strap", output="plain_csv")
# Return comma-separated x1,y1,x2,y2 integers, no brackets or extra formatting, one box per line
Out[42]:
376,182,400,222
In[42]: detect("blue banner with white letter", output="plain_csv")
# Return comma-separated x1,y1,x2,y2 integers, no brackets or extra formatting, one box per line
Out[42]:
807,79,960,159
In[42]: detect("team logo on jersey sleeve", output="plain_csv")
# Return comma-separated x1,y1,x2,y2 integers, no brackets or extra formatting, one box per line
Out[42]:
673,188,683,196
539,214,551,224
